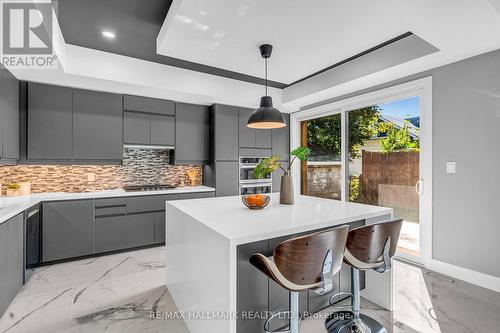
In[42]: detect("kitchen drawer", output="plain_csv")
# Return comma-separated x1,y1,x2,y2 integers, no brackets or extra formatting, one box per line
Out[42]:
126,194,180,213
94,216,126,253
94,206,126,217
94,197,126,208
179,192,215,200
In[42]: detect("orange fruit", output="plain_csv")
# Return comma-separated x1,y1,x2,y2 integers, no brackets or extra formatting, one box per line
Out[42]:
246,195,258,205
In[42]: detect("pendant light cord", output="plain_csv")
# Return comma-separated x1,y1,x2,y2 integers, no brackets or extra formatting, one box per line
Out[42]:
265,57,268,96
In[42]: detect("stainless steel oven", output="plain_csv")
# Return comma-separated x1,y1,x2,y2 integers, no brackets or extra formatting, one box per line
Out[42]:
239,156,272,195
240,183,272,196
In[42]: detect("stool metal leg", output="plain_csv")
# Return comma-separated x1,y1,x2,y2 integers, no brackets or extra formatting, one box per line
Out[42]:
290,292,299,333
264,292,301,333
325,268,388,333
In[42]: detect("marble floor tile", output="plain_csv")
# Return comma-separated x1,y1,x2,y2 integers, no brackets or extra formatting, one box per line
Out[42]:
1,246,499,333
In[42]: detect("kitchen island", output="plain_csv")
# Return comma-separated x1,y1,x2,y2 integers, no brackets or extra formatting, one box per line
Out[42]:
166,194,393,333
166,194,392,333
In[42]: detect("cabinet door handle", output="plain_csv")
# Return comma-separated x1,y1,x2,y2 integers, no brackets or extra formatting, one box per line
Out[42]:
27,208,40,218
415,180,424,195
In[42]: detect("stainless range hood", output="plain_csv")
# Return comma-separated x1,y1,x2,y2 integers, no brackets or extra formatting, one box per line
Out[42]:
123,144,175,150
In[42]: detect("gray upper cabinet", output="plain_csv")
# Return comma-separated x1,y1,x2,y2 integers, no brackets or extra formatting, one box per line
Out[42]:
214,104,239,161
272,113,290,161
255,129,272,149
0,67,19,161
238,108,255,148
28,83,73,160
150,114,175,146
73,89,123,160
123,111,150,144
123,111,175,146
238,107,272,149
175,102,210,164
42,200,93,262
123,95,175,116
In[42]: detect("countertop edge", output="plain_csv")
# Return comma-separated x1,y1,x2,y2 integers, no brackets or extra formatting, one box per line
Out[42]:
0,186,215,225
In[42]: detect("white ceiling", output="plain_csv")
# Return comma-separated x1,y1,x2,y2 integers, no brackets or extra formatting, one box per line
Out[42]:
158,0,500,85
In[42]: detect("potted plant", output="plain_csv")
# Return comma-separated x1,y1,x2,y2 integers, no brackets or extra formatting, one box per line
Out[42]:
253,147,310,205
6,183,21,197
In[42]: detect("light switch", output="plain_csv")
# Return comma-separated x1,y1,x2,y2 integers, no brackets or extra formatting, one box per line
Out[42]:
446,161,456,174
87,173,95,182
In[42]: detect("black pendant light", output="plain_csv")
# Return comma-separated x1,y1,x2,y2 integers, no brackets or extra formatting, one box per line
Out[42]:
247,44,286,129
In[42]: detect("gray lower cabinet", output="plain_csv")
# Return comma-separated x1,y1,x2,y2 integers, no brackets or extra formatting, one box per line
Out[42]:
0,66,19,161
174,103,210,164
126,194,180,246
72,89,123,160
214,104,239,161
150,114,175,146
94,216,126,253
27,83,73,160
126,194,179,213
126,213,156,248
215,161,239,197
237,239,269,333
0,222,9,314
124,111,150,144
154,211,166,243
42,200,93,262
0,214,24,317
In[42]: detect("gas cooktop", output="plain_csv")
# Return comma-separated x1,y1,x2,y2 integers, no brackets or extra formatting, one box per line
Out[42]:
123,184,177,192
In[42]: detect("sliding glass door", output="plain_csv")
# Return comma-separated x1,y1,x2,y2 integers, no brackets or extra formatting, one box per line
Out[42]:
298,94,425,264
347,97,421,262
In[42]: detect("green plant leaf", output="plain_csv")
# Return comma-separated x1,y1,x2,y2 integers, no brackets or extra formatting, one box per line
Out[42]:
253,155,282,179
290,147,311,161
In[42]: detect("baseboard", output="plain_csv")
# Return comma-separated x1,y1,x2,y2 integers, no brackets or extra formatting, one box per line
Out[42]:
426,259,500,293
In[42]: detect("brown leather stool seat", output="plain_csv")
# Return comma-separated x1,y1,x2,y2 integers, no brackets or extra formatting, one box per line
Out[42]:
325,219,403,333
250,225,350,333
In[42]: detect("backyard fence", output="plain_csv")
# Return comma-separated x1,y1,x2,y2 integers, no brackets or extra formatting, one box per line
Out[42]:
359,151,419,219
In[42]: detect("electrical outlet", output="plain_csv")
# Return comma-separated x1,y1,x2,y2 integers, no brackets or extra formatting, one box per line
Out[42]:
87,173,95,182
446,161,456,174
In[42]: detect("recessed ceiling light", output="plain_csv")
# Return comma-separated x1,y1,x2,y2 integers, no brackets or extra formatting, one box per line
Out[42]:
102,30,116,39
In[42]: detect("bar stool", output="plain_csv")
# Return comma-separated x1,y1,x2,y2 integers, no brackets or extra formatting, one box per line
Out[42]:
250,225,350,333
325,219,403,333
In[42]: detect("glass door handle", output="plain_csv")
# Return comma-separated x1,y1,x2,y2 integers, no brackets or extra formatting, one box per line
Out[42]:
415,180,424,195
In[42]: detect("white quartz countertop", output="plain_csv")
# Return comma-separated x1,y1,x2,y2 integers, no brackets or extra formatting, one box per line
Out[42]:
0,186,215,225
167,193,392,245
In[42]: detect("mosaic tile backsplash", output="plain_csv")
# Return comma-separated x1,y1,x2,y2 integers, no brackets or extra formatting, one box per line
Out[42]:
0,148,202,194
